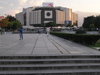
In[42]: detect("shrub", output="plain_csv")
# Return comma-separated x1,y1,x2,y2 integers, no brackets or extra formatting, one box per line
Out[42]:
76,29,86,34
53,28,62,31
95,39,100,47
50,32,100,45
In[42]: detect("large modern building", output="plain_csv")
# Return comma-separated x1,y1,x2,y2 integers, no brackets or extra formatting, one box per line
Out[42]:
16,3,78,27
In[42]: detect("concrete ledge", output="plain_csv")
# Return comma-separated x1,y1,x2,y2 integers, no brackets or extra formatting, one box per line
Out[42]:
92,47,100,51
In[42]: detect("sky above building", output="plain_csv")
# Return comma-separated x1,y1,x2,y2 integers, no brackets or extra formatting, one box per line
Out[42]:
0,0,100,16
0,0,100,26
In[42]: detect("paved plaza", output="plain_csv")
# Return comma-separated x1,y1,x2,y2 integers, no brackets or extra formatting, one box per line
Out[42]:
0,33,100,56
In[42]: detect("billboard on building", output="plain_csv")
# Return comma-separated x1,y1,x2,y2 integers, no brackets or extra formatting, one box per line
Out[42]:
0,16,4,21
43,3,53,7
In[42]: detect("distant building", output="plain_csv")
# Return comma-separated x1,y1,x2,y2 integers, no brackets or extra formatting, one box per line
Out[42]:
72,13,78,26
16,12,24,25
15,3,78,27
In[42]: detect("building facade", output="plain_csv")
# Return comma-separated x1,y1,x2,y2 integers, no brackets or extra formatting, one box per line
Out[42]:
16,5,78,27
72,13,78,26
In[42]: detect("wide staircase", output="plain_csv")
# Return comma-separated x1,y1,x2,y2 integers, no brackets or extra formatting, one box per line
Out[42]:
0,55,100,75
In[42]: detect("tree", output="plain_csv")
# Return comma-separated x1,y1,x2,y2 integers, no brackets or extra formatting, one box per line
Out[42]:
66,23,72,27
7,22,13,30
82,16,95,28
89,24,94,28
94,15,100,28
0,18,9,35
12,20,22,30
89,24,95,31
5,15,22,31
0,18,9,28
45,22,56,27
5,15,16,22
82,15,100,28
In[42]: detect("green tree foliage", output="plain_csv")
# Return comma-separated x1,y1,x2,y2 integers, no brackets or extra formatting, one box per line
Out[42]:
82,15,100,28
46,22,56,27
94,15,100,28
12,20,21,30
66,23,72,27
89,24,94,28
5,15,22,30
95,39,100,47
7,22,13,30
6,15,16,22
82,16,95,28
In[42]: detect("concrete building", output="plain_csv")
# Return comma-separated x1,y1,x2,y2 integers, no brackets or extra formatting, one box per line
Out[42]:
56,7,73,26
16,12,24,25
16,7,36,26
16,4,78,27
56,10,65,25
29,7,65,27
23,7,36,26
72,13,78,26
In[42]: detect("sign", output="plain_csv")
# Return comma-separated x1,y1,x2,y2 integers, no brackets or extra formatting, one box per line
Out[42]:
43,3,53,7
44,21,53,23
0,16,4,21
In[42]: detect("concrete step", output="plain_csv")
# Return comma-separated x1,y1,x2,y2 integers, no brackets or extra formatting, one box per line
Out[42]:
0,63,100,71
0,55,100,75
0,58,100,65
0,55,100,59
0,69,100,75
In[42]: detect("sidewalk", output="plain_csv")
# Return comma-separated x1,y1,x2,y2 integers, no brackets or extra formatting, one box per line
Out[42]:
0,33,100,56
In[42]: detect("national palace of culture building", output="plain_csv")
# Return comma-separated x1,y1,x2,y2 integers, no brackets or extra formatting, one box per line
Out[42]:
16,3,78,27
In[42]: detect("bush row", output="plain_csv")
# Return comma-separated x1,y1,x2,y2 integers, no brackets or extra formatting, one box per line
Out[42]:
76,29,86,34
50,32,100,45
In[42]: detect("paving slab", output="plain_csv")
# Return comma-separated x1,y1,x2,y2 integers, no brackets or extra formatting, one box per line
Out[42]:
0,33,100,55
32,48,49,54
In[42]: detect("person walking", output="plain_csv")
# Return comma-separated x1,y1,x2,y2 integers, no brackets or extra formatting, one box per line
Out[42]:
19,26,24,40
46,27,50,37
38,28,42,34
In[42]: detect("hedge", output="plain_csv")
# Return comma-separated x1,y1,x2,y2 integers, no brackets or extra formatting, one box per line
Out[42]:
50,32,100,45
76,29,86,34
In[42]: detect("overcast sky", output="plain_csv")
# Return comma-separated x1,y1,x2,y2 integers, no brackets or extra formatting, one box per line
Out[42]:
0,0,100,16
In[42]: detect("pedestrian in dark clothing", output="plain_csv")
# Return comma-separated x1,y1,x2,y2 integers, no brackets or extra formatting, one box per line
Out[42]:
19,26,24,40
38,28,42,34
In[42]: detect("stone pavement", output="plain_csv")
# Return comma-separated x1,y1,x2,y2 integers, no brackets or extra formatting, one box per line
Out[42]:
0,33,100,56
